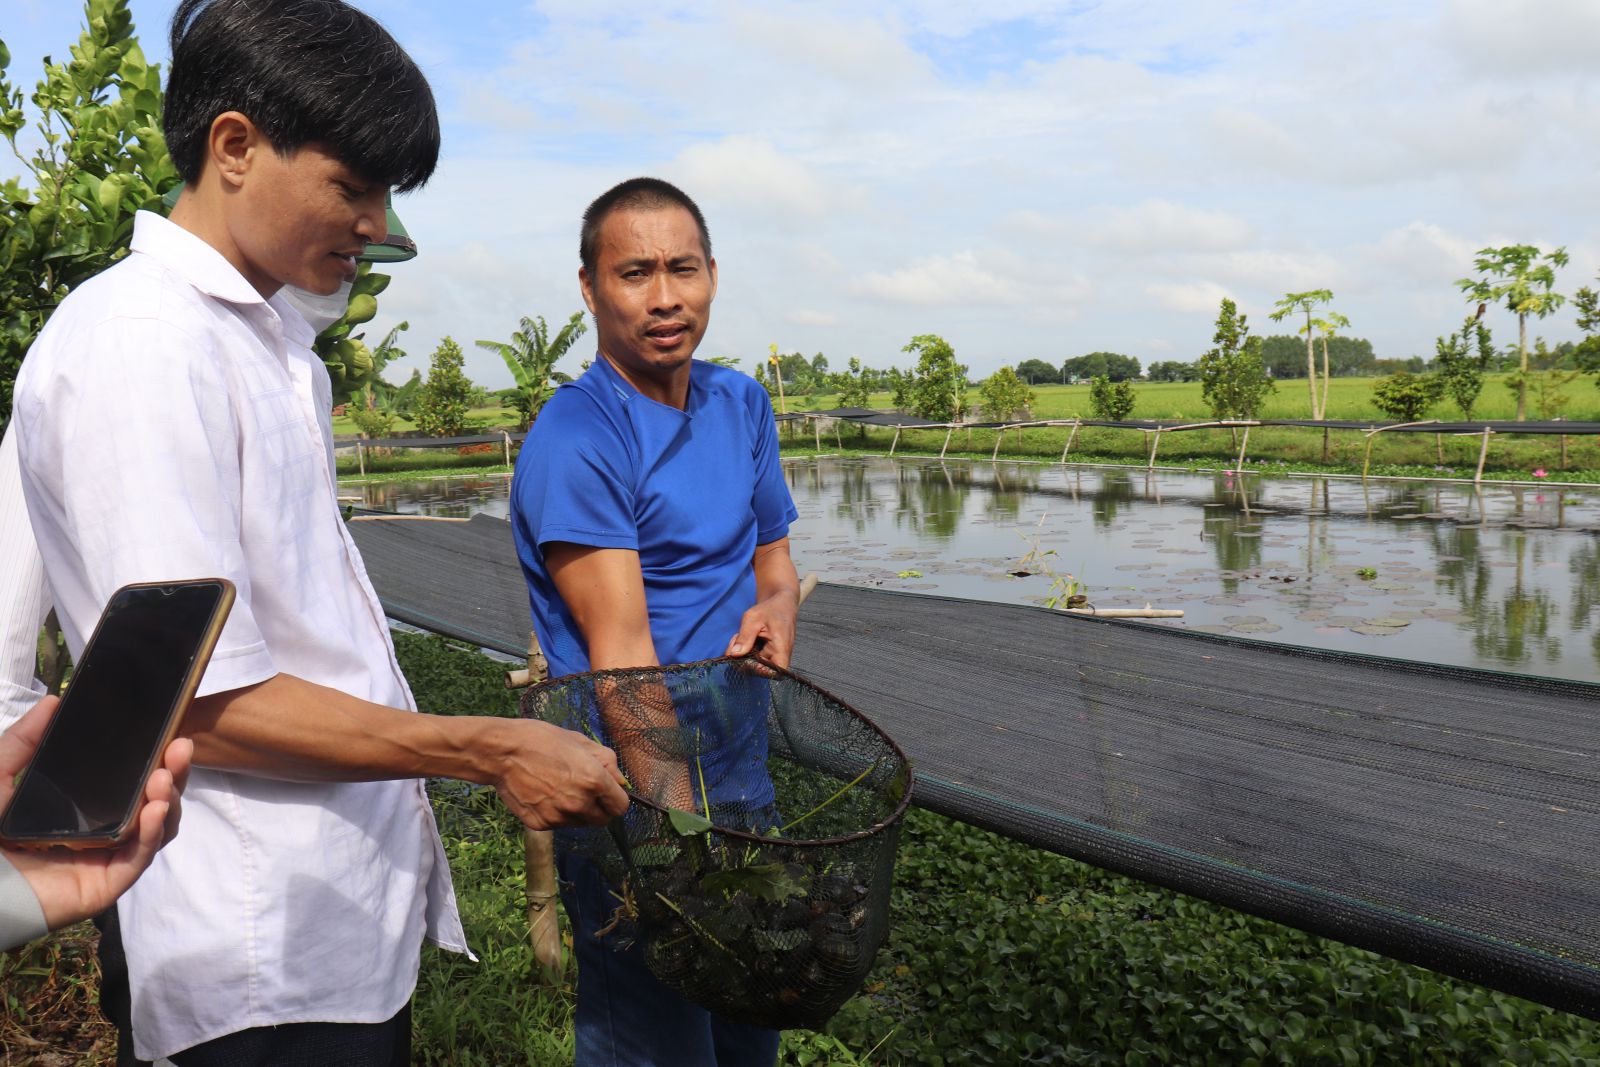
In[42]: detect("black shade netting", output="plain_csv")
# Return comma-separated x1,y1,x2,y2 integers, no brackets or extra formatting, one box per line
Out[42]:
520,657,914,1031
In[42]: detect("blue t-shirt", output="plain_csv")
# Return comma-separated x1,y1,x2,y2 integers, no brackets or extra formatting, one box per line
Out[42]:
511,356,796,678
511,357,797,810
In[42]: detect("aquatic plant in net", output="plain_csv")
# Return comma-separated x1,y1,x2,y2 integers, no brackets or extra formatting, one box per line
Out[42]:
521,657,913,1030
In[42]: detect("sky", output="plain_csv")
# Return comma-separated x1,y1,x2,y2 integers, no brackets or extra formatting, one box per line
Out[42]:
5,0,1599,390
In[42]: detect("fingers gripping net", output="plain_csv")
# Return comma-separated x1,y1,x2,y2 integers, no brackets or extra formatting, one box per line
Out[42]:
521,658,913,1030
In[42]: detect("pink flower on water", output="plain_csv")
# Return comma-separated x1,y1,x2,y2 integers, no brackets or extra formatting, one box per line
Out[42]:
1532,469,1548,479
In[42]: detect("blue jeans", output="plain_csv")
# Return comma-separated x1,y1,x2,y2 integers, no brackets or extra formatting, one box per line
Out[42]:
560,850,780,1067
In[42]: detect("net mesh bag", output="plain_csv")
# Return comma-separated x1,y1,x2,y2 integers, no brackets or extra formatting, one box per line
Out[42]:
521,656,913,1031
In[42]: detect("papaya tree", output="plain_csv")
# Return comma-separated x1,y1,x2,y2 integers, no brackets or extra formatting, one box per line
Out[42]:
1268,289,1334,418
0,0,176,426
1456,245,1568,421
474,312,586,431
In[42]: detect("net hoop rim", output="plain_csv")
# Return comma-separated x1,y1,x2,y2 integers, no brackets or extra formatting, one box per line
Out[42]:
524,653,916,849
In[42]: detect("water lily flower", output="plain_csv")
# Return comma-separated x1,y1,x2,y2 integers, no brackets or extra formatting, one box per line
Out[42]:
1532,469,1548,479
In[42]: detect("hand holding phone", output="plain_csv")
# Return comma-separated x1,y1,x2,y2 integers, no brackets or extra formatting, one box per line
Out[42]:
1,695,192,932
0,579,232,850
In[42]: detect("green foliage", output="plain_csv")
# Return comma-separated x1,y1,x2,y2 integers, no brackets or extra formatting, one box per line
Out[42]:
831,357,875,409
1525,339,1582,421
415,336,474,437
886,367,912,411
1369,371,1444,422
1146,360,1199,383
1088,375,1136,421
1268,289,1335,417
977,365,1034,421
0,0,176,426
1574,279,1600,388
1197,299,1274,420
313,264,392,401
1062,351,1140,382
347,402,395,439
475,312,586,431
1260,333,1375,379
1013,358,1058,385
1434,315,1494,418
1457,244,1569,420
904,334,967,422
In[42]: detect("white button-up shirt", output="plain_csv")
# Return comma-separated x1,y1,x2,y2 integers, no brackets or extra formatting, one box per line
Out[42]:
14,212,467,1061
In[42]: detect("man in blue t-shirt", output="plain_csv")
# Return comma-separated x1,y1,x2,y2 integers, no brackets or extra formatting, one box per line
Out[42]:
510,177,799,1067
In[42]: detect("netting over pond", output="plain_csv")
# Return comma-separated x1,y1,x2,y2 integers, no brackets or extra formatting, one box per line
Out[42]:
349,512,1600,1020
520,659,911,1030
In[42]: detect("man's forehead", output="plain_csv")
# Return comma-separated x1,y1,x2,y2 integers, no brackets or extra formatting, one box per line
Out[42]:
597,204,705,253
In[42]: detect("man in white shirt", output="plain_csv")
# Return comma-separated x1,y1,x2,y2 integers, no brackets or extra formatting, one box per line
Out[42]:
13,0,628,1062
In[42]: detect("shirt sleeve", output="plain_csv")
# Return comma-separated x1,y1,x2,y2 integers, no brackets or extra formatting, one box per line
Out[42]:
514,398,639,552
0,853,48,951
748,386,798,544
0,427,49,731
16,316,277,697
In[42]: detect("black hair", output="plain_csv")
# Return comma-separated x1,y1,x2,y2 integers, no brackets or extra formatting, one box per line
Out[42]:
164,0,439,191
580,177,712,275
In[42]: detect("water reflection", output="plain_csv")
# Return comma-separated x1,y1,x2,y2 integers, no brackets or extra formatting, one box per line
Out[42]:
359,459,1600,683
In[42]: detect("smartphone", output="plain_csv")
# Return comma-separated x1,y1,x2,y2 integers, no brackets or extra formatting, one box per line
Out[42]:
0,578,235,849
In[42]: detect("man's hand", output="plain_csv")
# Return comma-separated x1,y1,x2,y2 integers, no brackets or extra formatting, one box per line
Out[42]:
726,537,801,668
2,696,193,932
479,717,629,829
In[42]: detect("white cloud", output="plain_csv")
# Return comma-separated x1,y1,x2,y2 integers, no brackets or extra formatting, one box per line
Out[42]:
670,137,830,219
786,309,841,327
1145,281,1231,314
1086,200,1254,254
1440,0,1600,77
1363,222,1482,286
857,251,1021,306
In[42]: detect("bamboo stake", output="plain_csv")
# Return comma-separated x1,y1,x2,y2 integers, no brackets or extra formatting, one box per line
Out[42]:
889,426,902,456
813,418,822,452
1059,422,1079,464
1147,429,1161,471
512,628,563,985
356,439,365,476
939,427,954,459
1474,426,1492,484
1234,424,1251,473
502,430,512,469
1065,606,1184,618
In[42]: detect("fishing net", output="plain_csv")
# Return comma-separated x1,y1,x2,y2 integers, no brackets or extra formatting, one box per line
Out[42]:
520,657,913,1031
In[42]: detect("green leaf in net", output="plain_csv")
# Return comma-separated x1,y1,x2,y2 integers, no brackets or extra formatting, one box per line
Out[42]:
667,807,714,837
700,862,808,903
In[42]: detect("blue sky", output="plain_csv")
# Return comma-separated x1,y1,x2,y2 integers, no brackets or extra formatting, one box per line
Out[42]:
5,0,1599,392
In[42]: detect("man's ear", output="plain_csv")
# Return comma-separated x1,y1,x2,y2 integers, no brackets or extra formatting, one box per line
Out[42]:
578,267,598,317
707,256,717,303
207,111,264,191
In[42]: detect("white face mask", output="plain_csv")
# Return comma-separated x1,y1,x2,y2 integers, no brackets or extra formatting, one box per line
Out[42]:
278,280,354,336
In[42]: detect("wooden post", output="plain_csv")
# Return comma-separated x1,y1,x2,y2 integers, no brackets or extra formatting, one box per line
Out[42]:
834,420,843,451
356,439,365,477
1435,433,1444,464
518,629,562,986
1147,429,1161,471
991,427,1005,462
502,430,513,469
1059,422,1079,464
889,426,902,456
939,426,954,459
1234,425,1251,473
773,360,786,414
813,418,822,452
1321,425,1331,464
1474,426,1492,484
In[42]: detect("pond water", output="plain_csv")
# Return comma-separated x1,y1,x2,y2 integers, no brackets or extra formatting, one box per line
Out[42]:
350,458,1600,684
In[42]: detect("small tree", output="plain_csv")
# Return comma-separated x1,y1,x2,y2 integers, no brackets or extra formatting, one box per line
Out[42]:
0,0,176,425
831,357,874,409
1434,314,1494,419
1574,275,1600,387
474,312,586,431
904,334,967,422
1527,339,1581,420
1014,358,1057,385
1456,244,1568,421
1268,289,1334,418
415,336,473,437
885,367,912,411
978,366,1033,421
1197,298,1274,420
1370,372,1444,422
1088,375,1136,420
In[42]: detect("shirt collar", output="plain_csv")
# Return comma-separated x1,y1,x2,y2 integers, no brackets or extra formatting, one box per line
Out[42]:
590,353,699,417
129,210,268,308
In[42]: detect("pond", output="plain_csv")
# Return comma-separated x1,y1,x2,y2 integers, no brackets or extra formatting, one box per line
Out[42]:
348,457,1600,684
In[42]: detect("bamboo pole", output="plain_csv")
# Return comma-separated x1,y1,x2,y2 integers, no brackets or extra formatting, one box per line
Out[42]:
939,427,954,459
1474,426,1492,484
511,629,562,985
356,439,365,476
813,417,822,452
1234,424,1251,473
991,426,1006,461
1065,606,1184,618
502,430,512,469
1059,422,1079,464
889,426,902,456
1147,429,1161,471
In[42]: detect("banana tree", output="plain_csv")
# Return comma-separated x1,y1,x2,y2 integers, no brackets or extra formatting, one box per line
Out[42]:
476,312,587,431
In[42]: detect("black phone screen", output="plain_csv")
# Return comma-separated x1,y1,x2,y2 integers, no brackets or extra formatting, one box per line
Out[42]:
1,581,228,840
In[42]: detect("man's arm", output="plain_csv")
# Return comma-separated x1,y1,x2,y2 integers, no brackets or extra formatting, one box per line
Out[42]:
543,542,691,807
184,674,629,829
724,537,801,668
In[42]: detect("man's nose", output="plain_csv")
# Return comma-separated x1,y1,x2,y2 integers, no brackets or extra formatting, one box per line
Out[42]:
354,191,390,245
647,270,681,313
